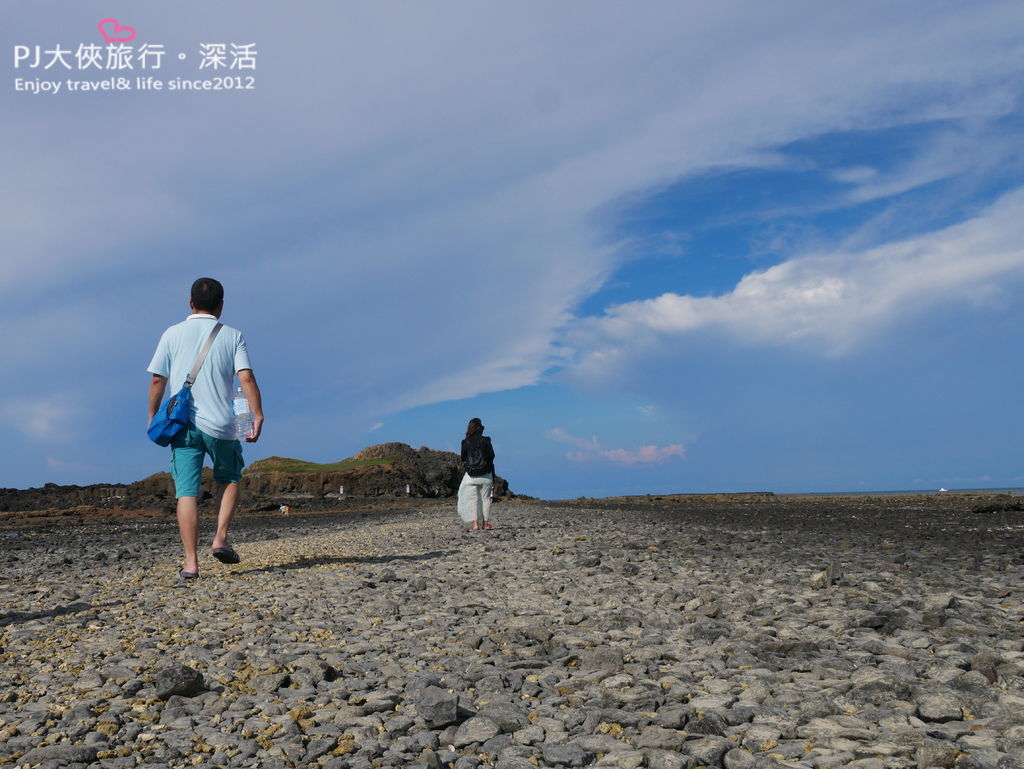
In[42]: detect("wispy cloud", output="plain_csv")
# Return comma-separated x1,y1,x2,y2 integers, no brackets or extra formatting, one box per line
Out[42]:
46,456,97,472
832,166,878,185
548,427,684,466
570,188,1024,378
2,396,80,442
578,445,686,466
547,427,600,452
839,124,1023,207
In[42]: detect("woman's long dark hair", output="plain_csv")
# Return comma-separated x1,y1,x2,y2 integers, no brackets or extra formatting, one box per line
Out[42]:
465,417,484,439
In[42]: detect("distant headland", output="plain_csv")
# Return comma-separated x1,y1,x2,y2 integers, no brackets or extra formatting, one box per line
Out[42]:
0,443,516,516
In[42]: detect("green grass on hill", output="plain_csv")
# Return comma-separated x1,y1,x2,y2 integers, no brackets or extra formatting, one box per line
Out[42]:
246,456,396,473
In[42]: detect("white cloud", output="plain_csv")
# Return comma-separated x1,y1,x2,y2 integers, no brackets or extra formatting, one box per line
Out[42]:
549,427,685,466
2,396,80,442
839,125,1022,207
46,456,87,470
833,166,878,184
570,188,1024,375
547,427,600,452
580,445,686,466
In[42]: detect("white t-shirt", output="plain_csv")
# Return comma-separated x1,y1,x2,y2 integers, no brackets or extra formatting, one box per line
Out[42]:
148,314,252,440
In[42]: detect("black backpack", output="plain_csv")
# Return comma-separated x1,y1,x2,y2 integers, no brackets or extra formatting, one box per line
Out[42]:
464,440,490,475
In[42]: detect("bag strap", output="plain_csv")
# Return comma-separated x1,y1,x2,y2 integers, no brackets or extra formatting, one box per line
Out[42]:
184,323,224,388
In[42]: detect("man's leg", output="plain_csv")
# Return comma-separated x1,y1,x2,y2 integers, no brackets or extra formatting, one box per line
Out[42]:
176,496,200,573
207,432,244,556
212,481,239,550
170,427,206,574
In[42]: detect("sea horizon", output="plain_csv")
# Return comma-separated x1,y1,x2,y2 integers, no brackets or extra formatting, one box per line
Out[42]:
553,486,1024,501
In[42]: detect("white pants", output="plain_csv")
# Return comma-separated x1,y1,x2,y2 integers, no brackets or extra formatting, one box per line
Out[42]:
457,473,493,524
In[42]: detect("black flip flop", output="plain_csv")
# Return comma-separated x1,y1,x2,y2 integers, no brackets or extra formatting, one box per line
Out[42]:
179,570,199,579
212,547,240,564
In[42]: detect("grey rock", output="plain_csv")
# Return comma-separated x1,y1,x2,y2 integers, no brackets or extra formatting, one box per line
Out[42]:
958,750,1004,769
810,562,843,589
741,724,781,751
917,741,957,769
917,692,963,723
21,744,99,764
476,703,530,733
689,712,728,736
849,671,913,704
654,705,689,729
724,749,788,769
636,726,687,751
306,737,338,761
579,647,624,671
513,725,544,745
496,757,537,769
574,734,629,754
847,760,887,769
480,735,514,756
453,716,501,746
684,736,733,766
542,743,591,767
923,593,956,612
971,653,1000,684
250,672,290,693
153,662,204,699
646,748,693,769
411,749,443,769
812,753,857,769
408,575,429,590
359,693,399,714
597,750,646,769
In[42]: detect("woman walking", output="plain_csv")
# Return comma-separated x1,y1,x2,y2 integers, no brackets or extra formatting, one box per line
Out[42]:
458,417,495,530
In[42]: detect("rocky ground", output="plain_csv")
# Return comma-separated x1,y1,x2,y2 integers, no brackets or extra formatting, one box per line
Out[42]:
1,495,1023,769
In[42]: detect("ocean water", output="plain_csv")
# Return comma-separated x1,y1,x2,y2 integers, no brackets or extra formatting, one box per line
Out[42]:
794,487,1024,498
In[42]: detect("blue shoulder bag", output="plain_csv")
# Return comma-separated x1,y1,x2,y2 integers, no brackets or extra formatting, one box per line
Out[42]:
148,323,223,446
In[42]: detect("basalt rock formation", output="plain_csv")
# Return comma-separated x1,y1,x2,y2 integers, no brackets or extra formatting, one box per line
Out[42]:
244,442,510,500
0,442,513,514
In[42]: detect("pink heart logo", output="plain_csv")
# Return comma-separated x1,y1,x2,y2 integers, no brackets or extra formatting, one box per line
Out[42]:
97,18,137,43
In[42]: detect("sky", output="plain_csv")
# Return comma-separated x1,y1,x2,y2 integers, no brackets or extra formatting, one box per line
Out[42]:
2,1,1024,498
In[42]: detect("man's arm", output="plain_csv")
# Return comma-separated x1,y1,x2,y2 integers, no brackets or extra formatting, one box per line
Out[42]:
237,369,264,442
148,374,168,424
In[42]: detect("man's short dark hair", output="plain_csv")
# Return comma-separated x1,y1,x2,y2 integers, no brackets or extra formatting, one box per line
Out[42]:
191,278,224,312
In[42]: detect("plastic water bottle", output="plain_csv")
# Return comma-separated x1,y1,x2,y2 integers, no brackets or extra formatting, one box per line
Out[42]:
232,386,253,440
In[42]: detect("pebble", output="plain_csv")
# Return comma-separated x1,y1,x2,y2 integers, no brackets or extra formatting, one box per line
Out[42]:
1,497,1023,768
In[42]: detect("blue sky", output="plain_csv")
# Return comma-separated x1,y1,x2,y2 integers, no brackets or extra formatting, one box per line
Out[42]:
3,1,1024,498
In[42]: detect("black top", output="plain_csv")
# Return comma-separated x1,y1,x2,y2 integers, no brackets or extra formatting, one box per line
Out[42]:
460,434,495,477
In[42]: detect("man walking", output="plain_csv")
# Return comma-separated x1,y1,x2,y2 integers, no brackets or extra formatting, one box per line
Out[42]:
147,278,264,579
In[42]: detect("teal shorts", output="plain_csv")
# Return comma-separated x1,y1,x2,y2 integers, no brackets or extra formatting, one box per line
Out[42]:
170,425,244,498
